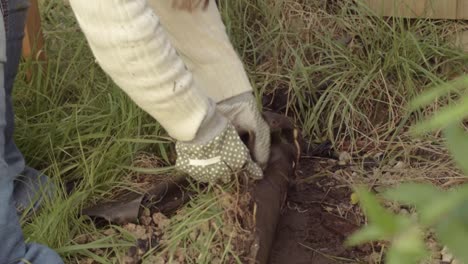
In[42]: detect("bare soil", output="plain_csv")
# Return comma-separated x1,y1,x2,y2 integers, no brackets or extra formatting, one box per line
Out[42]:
269,158,372,264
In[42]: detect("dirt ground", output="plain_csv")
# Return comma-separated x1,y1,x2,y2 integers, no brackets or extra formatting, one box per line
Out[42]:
269,156,372,264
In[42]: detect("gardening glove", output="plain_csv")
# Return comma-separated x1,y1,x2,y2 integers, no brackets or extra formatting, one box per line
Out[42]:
217,92,271,169
176,108,263,183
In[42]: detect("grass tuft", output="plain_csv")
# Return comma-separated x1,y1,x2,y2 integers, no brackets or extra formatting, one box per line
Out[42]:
13,0,468,262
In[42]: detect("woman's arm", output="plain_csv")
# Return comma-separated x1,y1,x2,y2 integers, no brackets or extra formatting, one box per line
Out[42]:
69,0,213,142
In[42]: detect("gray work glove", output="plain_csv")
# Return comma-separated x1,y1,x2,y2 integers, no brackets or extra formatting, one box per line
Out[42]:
217,92,271,169
176,108,263,183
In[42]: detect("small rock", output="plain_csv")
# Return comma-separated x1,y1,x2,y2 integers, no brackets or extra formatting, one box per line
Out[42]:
152,212,170,230
452,259,463,264
134,225,148,239
123,223,147,240
337,160,347,166
394,161,405,169
426,238,441,261
74,234,90,244
199,221,210,234
189,230,199,241
124,223,137,232
174,248,186,263
145,225,154,234
399,208,409,215
212,257,222,264
80,258,94,264
140,215,152,226
339,151,352,164
103,228,116,236
142,207,151,217
143,255,165,264
122,256,136,264
210,246,221,255
441,246,454,262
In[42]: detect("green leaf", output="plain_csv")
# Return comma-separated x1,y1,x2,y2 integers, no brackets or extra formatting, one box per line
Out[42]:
418,186,468,226
386,227,428,264
411,96,468,135
383,183,442,208
444,123,468,174
435,206,468,263
355,188,400,235
346,225,385,246
409,76,468,111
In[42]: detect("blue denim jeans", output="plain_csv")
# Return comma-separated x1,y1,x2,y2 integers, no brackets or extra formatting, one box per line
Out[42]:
0,1,63,263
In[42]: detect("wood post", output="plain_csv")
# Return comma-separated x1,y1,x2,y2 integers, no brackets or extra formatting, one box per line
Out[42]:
363,0,468,52
363,0,467,19
22,0,46,80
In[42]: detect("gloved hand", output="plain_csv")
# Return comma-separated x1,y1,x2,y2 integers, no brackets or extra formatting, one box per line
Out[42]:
217,92,271,169
176,109,263,183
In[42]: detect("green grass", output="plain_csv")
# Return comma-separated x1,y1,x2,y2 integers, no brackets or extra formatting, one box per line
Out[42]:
16,1,171,262
220,0,468,145
13,0,468,263
153,183,248,264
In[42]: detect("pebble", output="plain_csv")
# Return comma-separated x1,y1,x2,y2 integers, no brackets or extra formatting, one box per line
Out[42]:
175,248,185,263
74,234,90,244
189,230,199,241
394,161,405,169
122,256,136,264
134,225,147,239
399,208,410,215
441,246,454,262
143,255,165,264
339,151,352,163
152,212,170,230
124,223,136,232
140,215,152,226
103,228,116,236
80,258,94,264
212,257,222,264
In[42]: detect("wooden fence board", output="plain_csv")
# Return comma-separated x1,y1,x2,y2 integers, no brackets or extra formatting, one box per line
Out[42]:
458,0,468,19
364,0,461,20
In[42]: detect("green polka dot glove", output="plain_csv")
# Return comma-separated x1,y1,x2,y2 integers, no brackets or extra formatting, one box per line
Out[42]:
175,109,263,183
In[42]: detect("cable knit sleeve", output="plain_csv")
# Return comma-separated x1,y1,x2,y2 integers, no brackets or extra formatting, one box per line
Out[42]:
68,0,213,141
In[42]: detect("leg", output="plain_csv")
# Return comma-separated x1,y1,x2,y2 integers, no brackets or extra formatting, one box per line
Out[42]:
0,1,62,263
6,0,51,214
3,0,26,179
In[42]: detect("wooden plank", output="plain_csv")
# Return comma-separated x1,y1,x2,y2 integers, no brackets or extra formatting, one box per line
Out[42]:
364,0,458,19
457,0,468,20
430,0,457,19
457,30,468,52
22,0,46,60
21,0,46,81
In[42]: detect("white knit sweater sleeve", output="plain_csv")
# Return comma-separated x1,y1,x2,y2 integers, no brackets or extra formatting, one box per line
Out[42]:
69,0,213,141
